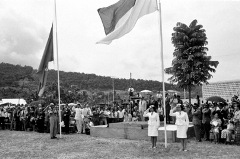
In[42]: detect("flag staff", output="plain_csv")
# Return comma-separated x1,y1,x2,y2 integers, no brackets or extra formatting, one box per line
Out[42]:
54,0,62,138
156,0,167,148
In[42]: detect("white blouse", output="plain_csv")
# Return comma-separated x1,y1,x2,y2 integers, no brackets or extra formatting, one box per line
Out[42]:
170,110,189,126
143,112,160,127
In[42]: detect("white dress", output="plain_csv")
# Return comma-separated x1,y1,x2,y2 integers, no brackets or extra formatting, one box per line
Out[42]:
143,112,160,137
170,110,189,138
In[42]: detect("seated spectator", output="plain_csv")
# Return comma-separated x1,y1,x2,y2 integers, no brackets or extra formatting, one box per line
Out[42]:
85,118,94,135
221,114,235,144
210,111,222,143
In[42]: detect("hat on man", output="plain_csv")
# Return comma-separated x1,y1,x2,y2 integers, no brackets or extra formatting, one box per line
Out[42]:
176,104,181,108
149,105,155,109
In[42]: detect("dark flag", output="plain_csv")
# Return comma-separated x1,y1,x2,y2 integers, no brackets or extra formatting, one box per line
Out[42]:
37,25,54,97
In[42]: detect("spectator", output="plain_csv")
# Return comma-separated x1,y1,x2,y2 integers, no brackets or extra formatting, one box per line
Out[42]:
36,106,45,133
202,104,211,141
139,97,147,121
74,104,83,134
165,93,171,124
233,103,240,123
118,107,124,122
192,103,202,142
210,111,222,143
0,107,6,130
62,104,71,134
221,114,234,144
44,106,50,133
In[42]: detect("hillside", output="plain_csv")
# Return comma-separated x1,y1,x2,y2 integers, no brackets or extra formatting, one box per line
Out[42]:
0,62,201,104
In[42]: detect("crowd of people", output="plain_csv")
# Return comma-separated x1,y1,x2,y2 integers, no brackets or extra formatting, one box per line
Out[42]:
0,93,240,145
189,96,240,145
0,94,162,137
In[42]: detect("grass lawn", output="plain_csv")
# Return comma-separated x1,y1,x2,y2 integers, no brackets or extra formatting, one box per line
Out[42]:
0,130,240,159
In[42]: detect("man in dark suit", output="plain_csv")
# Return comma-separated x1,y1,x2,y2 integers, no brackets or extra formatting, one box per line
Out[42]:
192,103,202,142
165,93,171,124
202,104,211,141
218,103,228,127
62,104,71,134
49,105,58,139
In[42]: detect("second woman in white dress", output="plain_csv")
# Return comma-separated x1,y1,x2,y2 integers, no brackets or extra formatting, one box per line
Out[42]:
170,104,189,151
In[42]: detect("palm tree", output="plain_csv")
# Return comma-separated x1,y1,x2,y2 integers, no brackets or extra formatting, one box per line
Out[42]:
165,19,219,104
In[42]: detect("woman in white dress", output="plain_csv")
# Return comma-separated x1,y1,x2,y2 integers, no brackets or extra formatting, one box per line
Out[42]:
143,105,160,148
170,104,189,151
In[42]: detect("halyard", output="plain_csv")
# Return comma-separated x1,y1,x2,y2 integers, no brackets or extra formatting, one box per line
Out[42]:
0,130,239,159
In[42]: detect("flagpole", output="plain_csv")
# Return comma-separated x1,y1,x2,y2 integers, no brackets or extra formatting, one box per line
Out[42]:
157,0,167,148
54,0,62,138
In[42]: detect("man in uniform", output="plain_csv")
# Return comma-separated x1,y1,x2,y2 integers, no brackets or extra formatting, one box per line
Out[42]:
49,104,58,139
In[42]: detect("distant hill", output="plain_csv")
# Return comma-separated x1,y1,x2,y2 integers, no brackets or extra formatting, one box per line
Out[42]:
0,62,201,103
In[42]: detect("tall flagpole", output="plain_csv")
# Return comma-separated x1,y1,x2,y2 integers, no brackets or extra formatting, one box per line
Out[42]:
54,0,62,138
112,78,114,104
157,0,167,148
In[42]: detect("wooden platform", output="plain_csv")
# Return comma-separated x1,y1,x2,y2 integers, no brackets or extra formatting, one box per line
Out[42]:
90,122,195,143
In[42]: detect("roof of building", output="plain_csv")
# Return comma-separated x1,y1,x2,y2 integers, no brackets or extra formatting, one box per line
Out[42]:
203,79,240,85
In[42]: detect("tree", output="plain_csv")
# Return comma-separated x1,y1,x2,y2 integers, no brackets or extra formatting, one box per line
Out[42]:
165,20,219,104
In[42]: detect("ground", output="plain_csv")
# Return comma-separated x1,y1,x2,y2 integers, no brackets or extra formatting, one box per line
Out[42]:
0,130,239,159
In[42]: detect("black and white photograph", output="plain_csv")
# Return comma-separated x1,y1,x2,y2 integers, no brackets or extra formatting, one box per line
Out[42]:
0,0,240,158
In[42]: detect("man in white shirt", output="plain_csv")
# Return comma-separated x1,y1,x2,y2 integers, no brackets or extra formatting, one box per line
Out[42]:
82,104,90,133
156,91,162,99
128,86,134,98
74,104,83,134
118,107,125,122
139,97,147,121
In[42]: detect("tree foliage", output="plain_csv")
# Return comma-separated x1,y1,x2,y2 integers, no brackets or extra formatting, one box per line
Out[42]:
165,20,219,104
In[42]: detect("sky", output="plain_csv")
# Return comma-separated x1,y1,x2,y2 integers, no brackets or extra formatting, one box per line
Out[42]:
0,0,240,83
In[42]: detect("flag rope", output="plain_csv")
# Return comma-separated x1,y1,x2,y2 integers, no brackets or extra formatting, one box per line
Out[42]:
54,0,62,139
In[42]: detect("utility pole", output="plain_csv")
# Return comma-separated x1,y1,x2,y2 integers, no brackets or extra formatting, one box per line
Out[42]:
130,72,132,86
112,78,114,104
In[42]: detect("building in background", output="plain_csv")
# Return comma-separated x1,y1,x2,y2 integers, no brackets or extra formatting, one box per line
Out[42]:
202,80,240,101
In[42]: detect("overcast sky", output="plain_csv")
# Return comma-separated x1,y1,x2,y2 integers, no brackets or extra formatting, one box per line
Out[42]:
0,0,240,83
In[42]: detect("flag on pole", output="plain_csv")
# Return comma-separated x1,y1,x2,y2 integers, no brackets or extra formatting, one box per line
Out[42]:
37,25,54,97
97,0,157,44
